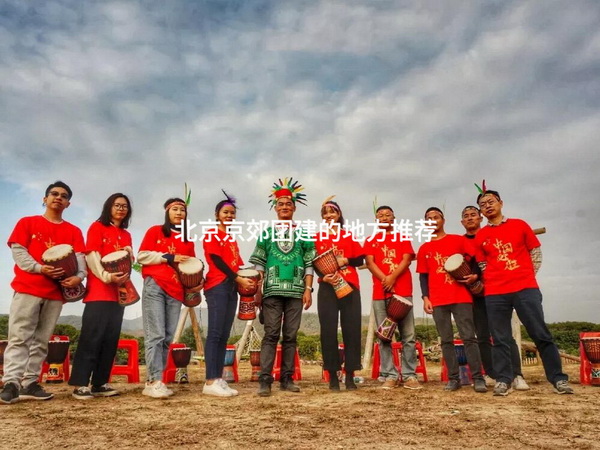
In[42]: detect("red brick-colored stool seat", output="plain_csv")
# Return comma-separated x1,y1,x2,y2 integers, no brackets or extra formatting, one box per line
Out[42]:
110,339,140,383
371,341,428,382
272,345,301,381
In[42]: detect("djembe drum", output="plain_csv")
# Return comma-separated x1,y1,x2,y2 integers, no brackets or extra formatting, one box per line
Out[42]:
42,244,86,302
237,269,260,320
581,337,600,386
249,350,261,382
443,254,483,295
222,347,236,383
312,249,353,299
177,258,204,307
171,347,192,384
0,340,7,381
45,337,70,383
101,250,140,306
375,295,413,343
454,343,472,385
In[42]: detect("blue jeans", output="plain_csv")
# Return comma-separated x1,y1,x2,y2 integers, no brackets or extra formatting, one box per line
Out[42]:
142,277,182,382
372,297,417,380
204,280,238,380
486,288,567,385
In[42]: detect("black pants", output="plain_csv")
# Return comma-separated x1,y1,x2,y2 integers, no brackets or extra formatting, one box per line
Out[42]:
472,296,522,379
317,283,362,372
259,296,303,382
69,301,124,387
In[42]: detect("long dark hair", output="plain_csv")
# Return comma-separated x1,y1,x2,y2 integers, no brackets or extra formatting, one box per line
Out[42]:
98,193,132,229
320,200,345,226
162,197,187,239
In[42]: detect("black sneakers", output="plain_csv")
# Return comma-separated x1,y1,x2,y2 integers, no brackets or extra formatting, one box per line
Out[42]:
0,382,20,404
280,377,300,392
19,382,54,401
91,384,119,397
473,378,488,393
554,380,574,395
444,379,461,391
257,381,272,397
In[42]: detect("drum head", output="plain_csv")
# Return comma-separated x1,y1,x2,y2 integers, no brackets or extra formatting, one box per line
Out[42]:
238,269,259,278
443,253,465,272
179,257,204,274
42,244,73,262
101,250,129,263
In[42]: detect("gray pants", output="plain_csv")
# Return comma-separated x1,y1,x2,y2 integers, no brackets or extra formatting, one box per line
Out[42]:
259,296,303,382
373,297,417,380
432,302,483,381
2,292,63,388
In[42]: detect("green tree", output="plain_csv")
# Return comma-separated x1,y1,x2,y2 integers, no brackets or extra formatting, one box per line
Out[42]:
0,315,8,340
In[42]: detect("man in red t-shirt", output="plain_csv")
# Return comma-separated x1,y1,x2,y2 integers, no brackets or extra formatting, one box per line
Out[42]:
365,205,421,390
474,188,573,396
461,205,529,391
1,181,86,405
417,207,486,393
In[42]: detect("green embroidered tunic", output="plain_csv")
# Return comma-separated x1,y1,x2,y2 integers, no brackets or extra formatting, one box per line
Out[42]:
249,226,316,299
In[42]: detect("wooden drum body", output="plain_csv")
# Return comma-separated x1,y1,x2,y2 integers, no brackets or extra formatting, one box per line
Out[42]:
313,249,353,299
101,250,140,306
42,244,86,302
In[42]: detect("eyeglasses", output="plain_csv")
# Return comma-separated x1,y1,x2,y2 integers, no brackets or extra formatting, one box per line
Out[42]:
113,203,129,210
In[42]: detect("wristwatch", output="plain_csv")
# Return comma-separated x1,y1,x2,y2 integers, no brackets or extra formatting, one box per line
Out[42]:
305,286,314,293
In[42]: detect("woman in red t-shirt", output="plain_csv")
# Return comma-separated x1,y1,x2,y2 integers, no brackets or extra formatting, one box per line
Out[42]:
69,193,134,400
315,198,364,391
138,197,200,399
202,191,254,397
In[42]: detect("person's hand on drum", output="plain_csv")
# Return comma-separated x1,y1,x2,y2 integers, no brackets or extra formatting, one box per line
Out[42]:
41,265,65,279
188,279,204,293
173,254,190,263
423,296,433,314
457,273,478,285
236,276,255,291
335,256,348,268
110,271,129,285
323,273,340,286
60,275,83,287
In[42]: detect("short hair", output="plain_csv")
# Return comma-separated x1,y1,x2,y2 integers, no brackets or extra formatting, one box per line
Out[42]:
162,197,187,238
476,190,501,204
98,193,132,229
461,205,481,217
45,181,73,199
320,200,345,227
424,206,444,219
376,205,394,214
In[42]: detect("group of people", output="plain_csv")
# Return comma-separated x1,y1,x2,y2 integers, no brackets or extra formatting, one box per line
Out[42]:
0,177,573,405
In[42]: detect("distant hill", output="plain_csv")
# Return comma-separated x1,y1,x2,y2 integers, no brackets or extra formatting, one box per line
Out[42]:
58,311,436,336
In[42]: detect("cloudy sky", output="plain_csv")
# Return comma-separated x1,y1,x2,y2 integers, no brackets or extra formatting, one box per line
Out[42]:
1,0,599,324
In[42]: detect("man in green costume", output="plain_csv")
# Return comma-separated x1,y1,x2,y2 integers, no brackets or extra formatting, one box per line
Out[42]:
250,178,316,397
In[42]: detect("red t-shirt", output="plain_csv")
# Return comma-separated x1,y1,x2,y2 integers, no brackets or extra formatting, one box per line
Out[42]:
416,234,472,307
474,219,540,295
7,215,85,301
364,231,414,299
315,231,363,289
84,221,133,303
139,225,196,301
203,228,243,292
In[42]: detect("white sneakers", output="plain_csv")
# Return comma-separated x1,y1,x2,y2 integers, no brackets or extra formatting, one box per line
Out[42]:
512,375,531,391
203,379,238,397
142,380,174,399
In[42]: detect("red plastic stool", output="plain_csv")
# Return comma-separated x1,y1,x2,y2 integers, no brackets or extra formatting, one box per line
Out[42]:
322,344,345,382
371,341,428,382
163,343,188,384
109,339,140,383
272,345,302,381
39,335,71,383
580,331,600,385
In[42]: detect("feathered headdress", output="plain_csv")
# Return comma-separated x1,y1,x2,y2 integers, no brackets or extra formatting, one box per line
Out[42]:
474,179,487,196
372,195,378,216
269,177,306,208
184,182,192,206
321,195,339,211
221,189,237,207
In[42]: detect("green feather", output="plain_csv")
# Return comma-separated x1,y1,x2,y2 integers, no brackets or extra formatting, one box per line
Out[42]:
474,183,483,194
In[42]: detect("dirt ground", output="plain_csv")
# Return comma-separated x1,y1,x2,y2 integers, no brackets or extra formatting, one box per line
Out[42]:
1,362,597,450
